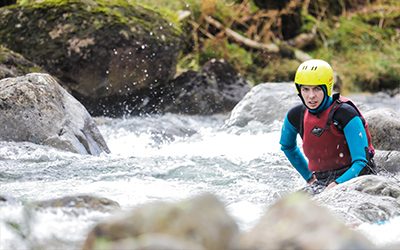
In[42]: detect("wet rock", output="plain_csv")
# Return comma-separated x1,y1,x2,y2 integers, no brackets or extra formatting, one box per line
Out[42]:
224,82,300,127
82,193,238,250
0,46,44,80
241,192,373,250
314,175,400,225
0,1,182,117
162,59,250,115
33,195,120,213
0,73,110,155
374,150,400,174
364,108,400,151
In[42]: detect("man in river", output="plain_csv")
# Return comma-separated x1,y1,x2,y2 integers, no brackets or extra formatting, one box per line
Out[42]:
279,59,376,195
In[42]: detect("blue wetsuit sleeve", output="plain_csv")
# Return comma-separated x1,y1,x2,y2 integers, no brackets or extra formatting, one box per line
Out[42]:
335,116,368,184
280,115,312,181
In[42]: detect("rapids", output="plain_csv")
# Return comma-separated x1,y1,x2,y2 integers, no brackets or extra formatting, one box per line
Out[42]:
1,92,399,249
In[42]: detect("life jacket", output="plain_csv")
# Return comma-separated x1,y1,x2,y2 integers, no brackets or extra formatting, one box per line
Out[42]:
301,94,374,172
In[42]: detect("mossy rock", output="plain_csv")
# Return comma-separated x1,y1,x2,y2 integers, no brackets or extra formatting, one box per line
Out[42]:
0,45,43,79
0,0,183,116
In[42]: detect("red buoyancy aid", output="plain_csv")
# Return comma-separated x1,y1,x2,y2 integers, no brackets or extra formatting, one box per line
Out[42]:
302,96,374,172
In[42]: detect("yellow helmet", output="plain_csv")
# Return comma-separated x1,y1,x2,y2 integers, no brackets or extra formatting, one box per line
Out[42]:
294,59,334,96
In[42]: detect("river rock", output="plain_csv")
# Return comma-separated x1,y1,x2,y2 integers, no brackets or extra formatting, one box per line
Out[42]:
314,175,400,226
162,59,250,115
33,195,120,213
0,73,110,155
0,1,182,117
240,192,373,250
0,45,43,79
224,82,300,127
364,108,400,151
82,193,239,250
374,150,400,174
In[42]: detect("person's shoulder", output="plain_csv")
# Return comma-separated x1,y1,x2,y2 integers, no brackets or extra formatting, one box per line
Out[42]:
335,101,360,117
287,104,305,127
333,98,361,126
287,104,305,117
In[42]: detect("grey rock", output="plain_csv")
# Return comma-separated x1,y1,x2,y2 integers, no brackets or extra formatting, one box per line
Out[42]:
374,150,400,174
364,108,400,151
315,175,400,225
0,73,110,155
224,82,300,128
82,193,239,250
241,192,373,250
33,194,120,213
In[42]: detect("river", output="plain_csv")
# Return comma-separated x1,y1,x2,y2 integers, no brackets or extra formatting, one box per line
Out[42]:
1,92,399,249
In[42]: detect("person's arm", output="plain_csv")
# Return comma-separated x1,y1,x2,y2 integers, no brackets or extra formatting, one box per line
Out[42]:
334,116,369,184
280,115,313,182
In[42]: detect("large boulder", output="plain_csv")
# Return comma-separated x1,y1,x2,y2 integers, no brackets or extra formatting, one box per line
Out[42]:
224,82,300,128
161,59,250,115
314,175,400,226
364,108,400,151
0,73,110,155
82,193,239,250
0,0,182,116
241,192,373,250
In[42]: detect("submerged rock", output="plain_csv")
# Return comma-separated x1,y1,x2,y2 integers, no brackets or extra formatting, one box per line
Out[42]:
82,193,239,250
33,195,120,213
0,73,110,155
241,192,373,250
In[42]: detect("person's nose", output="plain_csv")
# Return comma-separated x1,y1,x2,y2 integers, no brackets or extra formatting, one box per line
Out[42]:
309,89,316,98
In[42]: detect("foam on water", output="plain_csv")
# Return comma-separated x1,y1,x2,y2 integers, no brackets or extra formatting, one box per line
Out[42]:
1,112,400,249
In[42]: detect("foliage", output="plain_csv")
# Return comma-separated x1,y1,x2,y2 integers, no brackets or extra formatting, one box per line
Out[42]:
12,0,400,92
311,1,400,92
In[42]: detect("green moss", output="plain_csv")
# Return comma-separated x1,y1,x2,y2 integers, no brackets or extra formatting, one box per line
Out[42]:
200,38,253,78
176,52,200,74
255,58,299,84
310,7,400,93
10,0,399,93
15,0,182,35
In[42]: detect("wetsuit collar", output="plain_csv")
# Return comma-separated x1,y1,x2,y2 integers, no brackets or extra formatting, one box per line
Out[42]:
308,94,333,114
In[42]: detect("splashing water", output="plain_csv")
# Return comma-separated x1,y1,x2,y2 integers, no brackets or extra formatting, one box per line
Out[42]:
1,113,399,249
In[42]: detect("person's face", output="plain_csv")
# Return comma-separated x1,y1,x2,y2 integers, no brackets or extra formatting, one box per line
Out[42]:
300,85,325,109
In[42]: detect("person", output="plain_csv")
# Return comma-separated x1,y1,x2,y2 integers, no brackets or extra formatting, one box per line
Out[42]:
279,59,376,195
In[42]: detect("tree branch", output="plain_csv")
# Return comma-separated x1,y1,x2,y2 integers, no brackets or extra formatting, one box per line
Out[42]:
203,15,312,61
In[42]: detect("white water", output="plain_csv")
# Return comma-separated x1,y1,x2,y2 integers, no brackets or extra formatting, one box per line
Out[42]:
1,110,400,249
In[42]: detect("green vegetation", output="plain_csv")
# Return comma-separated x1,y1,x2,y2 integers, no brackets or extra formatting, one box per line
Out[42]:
311,5,400,93
13,0,400,93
